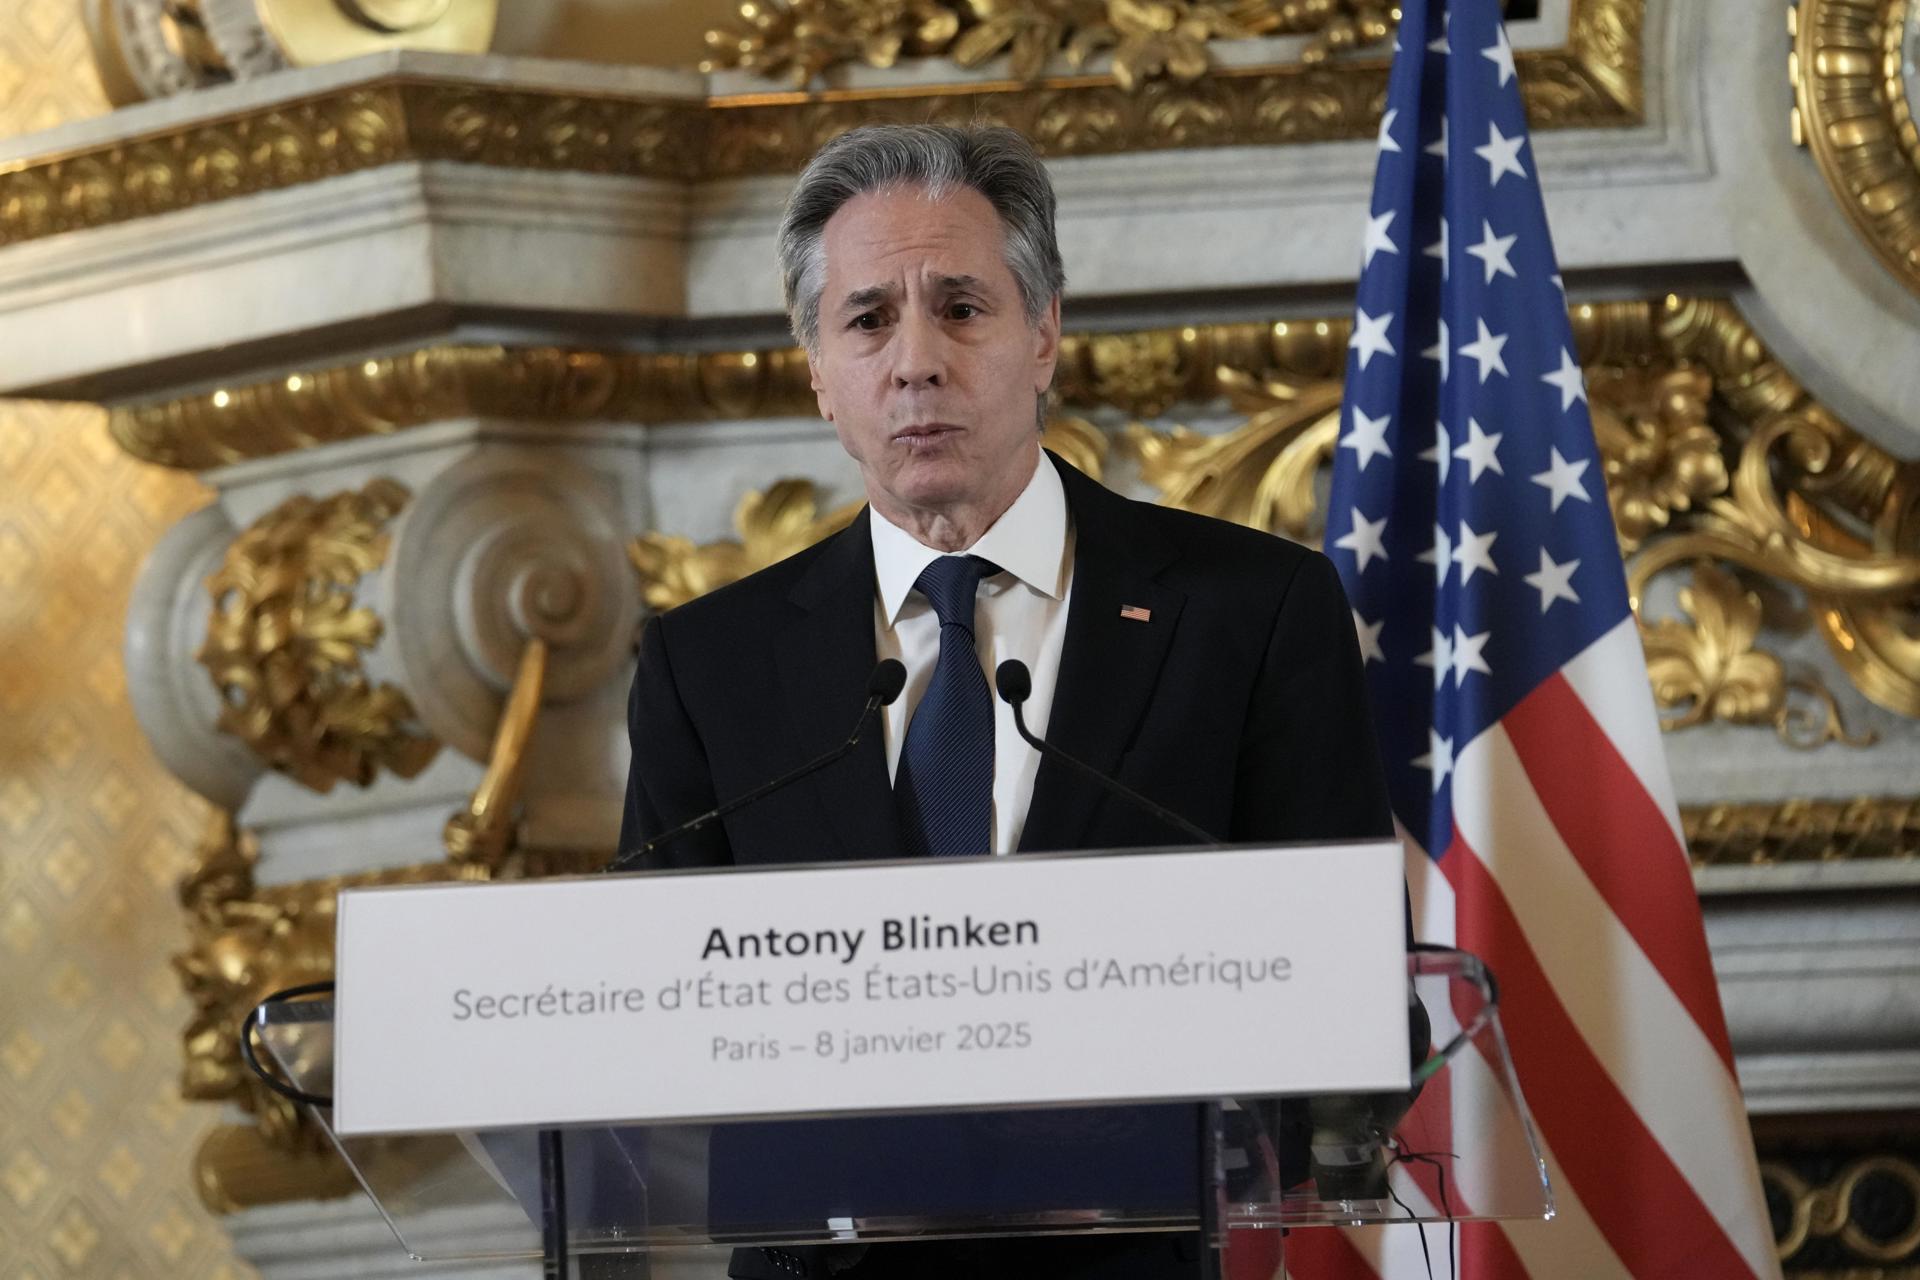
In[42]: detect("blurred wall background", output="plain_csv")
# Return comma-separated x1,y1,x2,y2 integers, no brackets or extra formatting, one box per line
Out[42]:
0,7,245,1275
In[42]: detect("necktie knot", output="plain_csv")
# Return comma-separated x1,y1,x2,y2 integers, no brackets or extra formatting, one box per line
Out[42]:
913,555,998,632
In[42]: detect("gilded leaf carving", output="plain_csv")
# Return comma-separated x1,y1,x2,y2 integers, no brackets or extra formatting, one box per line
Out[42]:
1641,561,1786,731
628,480,862,613
198,478,440,791
701,0,1398,92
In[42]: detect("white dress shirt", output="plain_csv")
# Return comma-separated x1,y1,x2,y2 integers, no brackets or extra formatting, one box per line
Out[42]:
870,451,1075,854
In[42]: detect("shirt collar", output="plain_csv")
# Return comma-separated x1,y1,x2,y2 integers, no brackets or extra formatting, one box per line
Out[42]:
871,450,1070,628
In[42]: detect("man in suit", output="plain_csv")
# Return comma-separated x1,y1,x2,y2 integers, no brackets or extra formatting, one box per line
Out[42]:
618,123,1393,1279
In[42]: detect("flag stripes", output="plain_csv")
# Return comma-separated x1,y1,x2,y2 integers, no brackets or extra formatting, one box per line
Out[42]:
1499,674,1735,1069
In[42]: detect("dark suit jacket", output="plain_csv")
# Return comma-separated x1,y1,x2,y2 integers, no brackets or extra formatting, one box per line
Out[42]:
616,452,1394,1279
619,452,1392,865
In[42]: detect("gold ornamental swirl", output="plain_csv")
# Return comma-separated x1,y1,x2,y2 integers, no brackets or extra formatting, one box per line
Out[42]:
1106,298,1920,741
1764,1154,1920,1266
174,803,602,1210
1638,561,1874,749
1792,0,1920,301
174,811,335,1157
198,478,440,791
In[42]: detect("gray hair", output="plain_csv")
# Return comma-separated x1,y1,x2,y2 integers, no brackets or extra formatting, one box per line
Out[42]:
777,123,1066,352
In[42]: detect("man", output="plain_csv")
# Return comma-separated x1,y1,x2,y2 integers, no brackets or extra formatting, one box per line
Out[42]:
619,124,1392,1279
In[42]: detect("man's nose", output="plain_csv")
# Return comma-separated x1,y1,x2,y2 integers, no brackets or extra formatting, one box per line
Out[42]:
890,312,947,389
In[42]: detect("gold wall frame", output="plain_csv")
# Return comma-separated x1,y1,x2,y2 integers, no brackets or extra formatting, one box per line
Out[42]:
1792,0,1920,301
4,0,1643,250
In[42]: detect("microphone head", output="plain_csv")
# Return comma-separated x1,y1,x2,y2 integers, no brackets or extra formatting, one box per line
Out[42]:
994,659,1032,706
869,658,908,705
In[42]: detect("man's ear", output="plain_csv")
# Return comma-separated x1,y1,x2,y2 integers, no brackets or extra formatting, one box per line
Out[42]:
807,347,833,422
1032,294,1062,396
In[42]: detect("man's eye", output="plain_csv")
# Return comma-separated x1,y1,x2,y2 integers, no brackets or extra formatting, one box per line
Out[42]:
948,303,978,320
851,312,887,332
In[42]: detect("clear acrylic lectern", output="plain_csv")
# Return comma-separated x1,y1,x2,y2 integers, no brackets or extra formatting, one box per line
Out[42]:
250,949,1550,1276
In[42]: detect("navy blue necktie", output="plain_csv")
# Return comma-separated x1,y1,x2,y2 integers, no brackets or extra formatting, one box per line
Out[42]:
896,555,998,857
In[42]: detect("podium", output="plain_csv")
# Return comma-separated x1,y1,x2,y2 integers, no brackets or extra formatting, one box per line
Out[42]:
246,845,1553,1276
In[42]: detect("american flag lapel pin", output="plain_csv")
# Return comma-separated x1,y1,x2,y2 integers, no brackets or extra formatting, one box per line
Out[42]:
1119,604,1152,622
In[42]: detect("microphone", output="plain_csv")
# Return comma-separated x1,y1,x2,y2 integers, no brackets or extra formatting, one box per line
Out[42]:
993,659,1219,847
605,659,907,873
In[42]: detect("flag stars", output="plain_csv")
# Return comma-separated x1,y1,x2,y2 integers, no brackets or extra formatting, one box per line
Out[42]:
1363,210,1399,268
1421,318,1451,383
1349,308,1396,370
1457,318,1510,383
1415,626,1454,690
1450,625,1492,683
1531,447,1593,511
1524,549,1582,612
1377,107,1403,154
1465,220,1519,285
1340,406,1394,471
1474,120,1528,186
1482,25,1517,86
1414,729,1454,793
1334,508,1390,572
1427,12,1451,53
1425,116,1448,162
1353,611,1385,664
1452,418,1504,482
1541,348,1589,411
1452,522,1499,583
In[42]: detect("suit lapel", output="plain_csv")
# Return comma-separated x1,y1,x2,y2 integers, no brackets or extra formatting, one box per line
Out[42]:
1018,457,1186,853
774,509,906,862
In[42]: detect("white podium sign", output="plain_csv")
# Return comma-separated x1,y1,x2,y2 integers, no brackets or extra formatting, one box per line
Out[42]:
333,841,1409,1136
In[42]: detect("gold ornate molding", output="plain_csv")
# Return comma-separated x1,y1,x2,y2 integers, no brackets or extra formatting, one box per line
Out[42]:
112,323,1339,471
1684,795,1920,866
1792,0,1920,302
109,344,817,470
12,0,1641,248
700,0,1396,91
198,477,441,790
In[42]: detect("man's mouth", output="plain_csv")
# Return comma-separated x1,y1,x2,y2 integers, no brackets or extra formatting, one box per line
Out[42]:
893,423,962,444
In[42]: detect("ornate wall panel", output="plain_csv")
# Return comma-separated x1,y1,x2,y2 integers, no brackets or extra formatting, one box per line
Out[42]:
0,8,254,1277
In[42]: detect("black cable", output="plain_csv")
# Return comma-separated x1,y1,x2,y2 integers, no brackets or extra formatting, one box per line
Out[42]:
237,980,337,1108
540,1128,569,1279
1381,1164,1436,1280
1388,1142,1460,1280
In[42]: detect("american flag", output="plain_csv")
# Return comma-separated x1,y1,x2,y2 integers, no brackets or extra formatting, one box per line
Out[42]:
1299,0,1781,1276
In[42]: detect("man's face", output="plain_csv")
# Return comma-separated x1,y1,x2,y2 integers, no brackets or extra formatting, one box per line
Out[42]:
807,183,1061,524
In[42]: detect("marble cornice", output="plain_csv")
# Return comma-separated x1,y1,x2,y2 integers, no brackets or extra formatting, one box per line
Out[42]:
0,0,1642,250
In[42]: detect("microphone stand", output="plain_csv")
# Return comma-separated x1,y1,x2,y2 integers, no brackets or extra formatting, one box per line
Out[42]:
995,661,1220,849
994,660,1228,1280
604,659,907,874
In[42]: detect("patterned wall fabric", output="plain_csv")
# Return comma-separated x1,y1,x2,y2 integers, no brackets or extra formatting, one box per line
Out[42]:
0,8,253,1277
